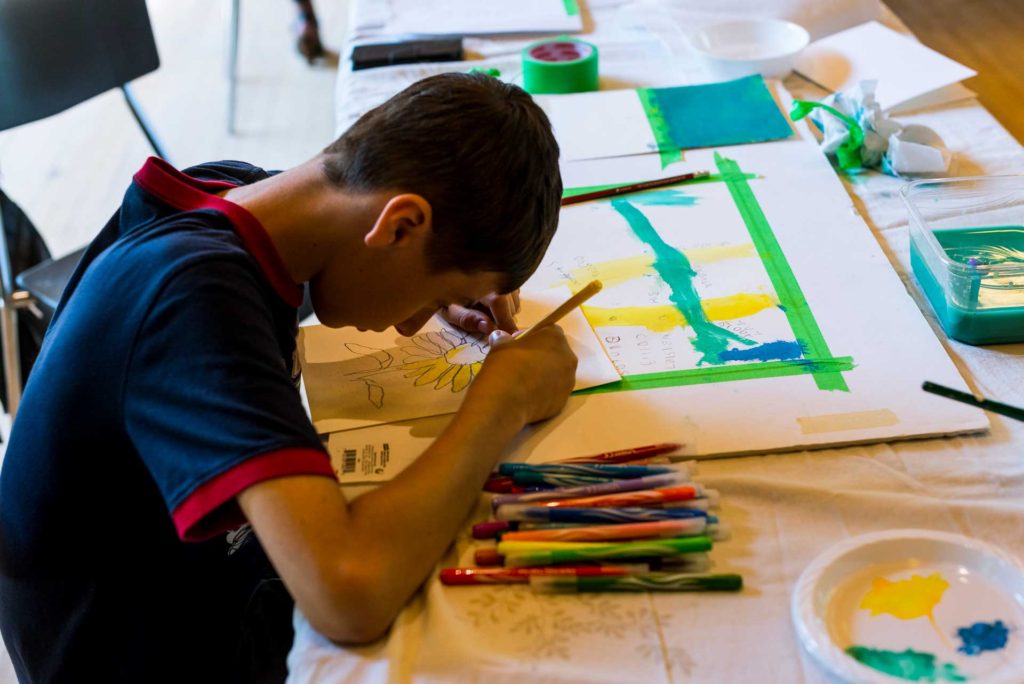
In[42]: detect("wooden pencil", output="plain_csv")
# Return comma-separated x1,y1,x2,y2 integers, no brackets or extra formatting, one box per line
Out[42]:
516,280,603,341
561,171,710,206
922,381,1024,422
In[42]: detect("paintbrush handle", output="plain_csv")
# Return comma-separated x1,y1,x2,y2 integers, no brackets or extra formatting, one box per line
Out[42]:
515,280,602,340
561,171,709,206
922,381,1024,422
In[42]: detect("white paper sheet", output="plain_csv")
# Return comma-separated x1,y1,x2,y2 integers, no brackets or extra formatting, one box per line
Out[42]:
360,0,583,36
300,288,620,434
795,21,976,112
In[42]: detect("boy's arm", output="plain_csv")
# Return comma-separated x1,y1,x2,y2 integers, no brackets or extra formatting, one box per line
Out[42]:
237,326,576,644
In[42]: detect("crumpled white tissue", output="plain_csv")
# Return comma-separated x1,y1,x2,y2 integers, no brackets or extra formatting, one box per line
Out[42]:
807,81,952,176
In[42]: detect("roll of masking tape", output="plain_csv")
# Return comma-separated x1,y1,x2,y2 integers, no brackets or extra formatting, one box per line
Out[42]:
522,37,599,95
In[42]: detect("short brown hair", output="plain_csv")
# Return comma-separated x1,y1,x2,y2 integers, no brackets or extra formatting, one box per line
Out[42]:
322,72,561,292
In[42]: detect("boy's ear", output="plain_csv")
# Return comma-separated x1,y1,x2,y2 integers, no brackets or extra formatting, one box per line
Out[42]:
364,194,433,248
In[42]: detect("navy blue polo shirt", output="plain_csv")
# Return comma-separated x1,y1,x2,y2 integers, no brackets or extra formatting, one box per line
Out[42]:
0,158,335,682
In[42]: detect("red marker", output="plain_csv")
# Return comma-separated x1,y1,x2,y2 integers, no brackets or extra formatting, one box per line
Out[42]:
555,443,683,464
440,565,644,585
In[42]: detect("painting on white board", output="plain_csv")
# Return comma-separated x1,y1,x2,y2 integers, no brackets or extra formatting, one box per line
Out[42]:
326,133,987,470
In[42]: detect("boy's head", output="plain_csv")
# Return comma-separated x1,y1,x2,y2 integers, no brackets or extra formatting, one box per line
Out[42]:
321,72,562,295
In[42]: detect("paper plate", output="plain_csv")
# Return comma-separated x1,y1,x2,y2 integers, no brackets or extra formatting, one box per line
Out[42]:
792,529,1024,684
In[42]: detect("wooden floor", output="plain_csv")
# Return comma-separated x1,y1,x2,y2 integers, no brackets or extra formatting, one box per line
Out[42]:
886,0,1024,143
0,0,348,259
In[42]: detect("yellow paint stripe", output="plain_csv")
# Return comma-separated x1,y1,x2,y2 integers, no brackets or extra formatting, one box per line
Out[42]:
558,245,758,291
583,293,777,332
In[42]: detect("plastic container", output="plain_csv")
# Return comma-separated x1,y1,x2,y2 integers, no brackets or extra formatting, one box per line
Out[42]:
689,19,809,81
902,176,1024,344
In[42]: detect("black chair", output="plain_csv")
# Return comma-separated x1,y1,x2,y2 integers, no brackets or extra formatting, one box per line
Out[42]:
0,0,170,416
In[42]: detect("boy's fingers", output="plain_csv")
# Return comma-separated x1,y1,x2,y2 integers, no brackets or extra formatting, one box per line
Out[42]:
443,305,495,334
489,295,517,334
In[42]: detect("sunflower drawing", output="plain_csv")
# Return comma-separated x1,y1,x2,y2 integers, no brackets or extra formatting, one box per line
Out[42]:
400,329,488,392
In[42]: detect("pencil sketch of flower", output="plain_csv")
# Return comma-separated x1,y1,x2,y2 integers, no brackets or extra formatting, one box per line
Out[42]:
400,329,488,392
342,343,393,408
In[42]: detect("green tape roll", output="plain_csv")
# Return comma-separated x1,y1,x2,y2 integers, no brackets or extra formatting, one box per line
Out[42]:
522,37,599,95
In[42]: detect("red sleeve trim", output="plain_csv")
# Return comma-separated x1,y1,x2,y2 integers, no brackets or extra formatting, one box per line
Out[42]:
172,447,336,542
132,156,304,308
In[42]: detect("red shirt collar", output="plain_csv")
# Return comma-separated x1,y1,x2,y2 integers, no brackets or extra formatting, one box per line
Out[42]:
132,156,303,308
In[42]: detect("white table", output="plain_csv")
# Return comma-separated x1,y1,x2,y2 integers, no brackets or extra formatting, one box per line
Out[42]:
288,2,1024,681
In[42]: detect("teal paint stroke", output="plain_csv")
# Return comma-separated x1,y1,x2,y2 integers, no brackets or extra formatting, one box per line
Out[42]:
715,152,851,392
610,197,753,364
562,0,580,16
637,75,792,167
846,646,967,682
575,356,856,395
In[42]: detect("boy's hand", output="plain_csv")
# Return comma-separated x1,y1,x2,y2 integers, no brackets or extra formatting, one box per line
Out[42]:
441,290,521,335
468,325,577,426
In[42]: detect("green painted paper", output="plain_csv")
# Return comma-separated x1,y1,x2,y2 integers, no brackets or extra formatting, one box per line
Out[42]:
637,76,793,163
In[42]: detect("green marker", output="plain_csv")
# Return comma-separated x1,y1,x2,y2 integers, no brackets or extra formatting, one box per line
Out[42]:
500,536,712,567
530,572,743,593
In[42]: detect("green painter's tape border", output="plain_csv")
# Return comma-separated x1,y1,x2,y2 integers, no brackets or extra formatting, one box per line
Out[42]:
562,0,580,16
576,357,855,395
562,156,851,394
636,88,682,168
714,152,849,392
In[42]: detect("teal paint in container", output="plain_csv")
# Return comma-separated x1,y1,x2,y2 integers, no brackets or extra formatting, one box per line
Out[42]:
903,177,1024,344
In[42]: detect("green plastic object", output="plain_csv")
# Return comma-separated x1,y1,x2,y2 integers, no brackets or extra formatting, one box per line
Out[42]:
790,99,865,170
522,37,598,95
467,67,501,78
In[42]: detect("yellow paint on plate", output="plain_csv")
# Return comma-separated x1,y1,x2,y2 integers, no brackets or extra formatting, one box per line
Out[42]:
860,573,949,620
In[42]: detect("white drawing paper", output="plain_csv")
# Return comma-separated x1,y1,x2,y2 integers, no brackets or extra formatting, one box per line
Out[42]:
300,288,620,434
360,0,583,37
795,21,976,112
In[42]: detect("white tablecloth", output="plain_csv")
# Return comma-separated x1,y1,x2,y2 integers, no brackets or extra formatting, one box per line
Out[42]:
288,2,1024,681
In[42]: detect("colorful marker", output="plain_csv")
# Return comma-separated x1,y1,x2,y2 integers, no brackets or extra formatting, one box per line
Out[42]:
529,572,743,593
439,564,647,585
554,442,683,464
491,472,691,509
496,485,711,519
500,462,694,479
500,536,712,567
502,518,709,543
494,505,711,524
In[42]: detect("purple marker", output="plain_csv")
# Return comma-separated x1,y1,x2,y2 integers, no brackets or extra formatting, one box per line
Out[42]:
494,506,710,524
492,472,690,509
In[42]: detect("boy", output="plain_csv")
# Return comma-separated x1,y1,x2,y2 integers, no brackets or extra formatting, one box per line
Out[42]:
0,73,576,682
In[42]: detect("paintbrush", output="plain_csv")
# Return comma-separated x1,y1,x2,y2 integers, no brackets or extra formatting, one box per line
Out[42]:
561,171,710,206
515,280,603,341
922,381,1024,422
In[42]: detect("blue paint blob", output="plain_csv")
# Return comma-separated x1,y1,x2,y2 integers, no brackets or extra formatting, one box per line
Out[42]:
717,340,804,363
627,188,698,207
957,620,1009,656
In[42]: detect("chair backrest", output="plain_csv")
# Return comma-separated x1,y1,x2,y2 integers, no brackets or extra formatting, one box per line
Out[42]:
0,0,160,130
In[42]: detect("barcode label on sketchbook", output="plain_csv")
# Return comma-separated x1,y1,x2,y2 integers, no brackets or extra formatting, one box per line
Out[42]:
342,449,357,474
327,439,394,483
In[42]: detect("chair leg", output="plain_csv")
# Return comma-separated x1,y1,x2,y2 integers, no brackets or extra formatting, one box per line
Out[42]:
120,84,171,162
0,206,23,418
227,0,241,135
